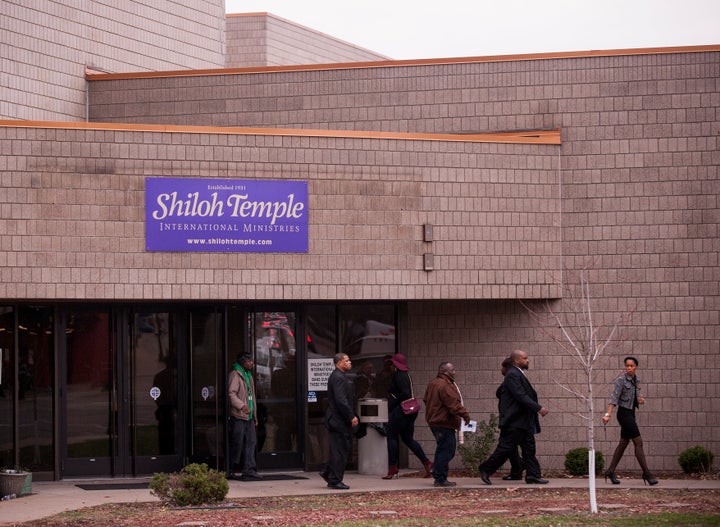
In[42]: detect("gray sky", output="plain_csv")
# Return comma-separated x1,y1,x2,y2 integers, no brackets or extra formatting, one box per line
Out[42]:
225,0,720,60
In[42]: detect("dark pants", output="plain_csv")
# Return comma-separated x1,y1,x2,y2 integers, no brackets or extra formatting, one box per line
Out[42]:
508,446,524,477
479,427,542,479
386,408,429,466
229,417,257,476
430,426,456,484
324,417,352,485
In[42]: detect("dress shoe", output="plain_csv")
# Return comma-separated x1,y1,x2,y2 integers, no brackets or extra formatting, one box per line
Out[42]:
479,470,492,485
422,459,433,478
227,473,242,481
525,476,549,484
502,475,523,481
327,482,350,490
319,471,329,483
241,472,263,481
381,465,399,480
604,470,620,484
642,473,658,486
433,480,456,487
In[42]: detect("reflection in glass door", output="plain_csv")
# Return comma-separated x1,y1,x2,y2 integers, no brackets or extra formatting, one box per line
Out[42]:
189,309,224,469
304,305,336,469
62,309,113,476
0,307,14,470
131,311,184,474
250,311,303,469
62,309,185,477
0,307,55,474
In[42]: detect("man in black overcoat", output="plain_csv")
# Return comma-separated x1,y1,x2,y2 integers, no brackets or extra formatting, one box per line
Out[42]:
320,353,358,489
478,349,549,484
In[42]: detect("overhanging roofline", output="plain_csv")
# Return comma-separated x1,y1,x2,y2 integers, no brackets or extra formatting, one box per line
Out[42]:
0,120,562,145
84,44,720,81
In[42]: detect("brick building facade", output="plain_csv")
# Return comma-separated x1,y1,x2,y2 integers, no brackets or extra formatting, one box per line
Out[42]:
1,3,718,480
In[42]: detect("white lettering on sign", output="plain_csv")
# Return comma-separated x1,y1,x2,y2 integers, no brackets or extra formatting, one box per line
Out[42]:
152,192,305,225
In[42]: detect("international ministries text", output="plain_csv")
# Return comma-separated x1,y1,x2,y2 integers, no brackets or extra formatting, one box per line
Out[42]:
151,191,305,229
159,222,300,232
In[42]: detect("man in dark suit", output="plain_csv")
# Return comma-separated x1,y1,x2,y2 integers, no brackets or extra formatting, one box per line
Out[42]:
320,353,358,490
499,357,524,480
478,349,549,485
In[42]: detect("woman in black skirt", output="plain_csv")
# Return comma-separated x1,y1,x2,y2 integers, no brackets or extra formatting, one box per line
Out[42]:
601,356,658,485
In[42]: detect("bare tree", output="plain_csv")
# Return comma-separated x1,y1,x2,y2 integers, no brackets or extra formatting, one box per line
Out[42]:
522,268,633,513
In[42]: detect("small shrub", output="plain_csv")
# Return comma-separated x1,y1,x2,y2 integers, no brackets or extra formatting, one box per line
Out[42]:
679,446,714,474
458,414,499,476
149,463,228,506
564,447,604,476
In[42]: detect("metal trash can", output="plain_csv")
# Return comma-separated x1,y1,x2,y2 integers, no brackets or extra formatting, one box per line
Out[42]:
357,398,388,424
357,399,389,476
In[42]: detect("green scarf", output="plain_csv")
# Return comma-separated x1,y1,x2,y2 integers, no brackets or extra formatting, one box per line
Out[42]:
233,362,254,420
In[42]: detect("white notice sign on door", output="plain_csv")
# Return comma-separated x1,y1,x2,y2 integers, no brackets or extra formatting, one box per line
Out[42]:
307,357,335,391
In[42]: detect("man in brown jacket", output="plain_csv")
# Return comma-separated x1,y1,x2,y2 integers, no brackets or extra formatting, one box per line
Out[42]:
423,362,471,487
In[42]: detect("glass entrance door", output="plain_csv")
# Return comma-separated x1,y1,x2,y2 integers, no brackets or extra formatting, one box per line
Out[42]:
249,311,303,469
0,306,55,475
188,309,224,470
62,308,115,476
130,311,185,475
61,308,185,477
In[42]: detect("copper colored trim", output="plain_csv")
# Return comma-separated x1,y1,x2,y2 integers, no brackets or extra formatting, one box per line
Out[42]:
227,12,269,17
84,45,720,81
0,120,561,145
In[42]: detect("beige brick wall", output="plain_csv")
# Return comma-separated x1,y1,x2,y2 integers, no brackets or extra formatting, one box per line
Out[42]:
73,47,710,473
1,0,225,121
2,46,718,472
226,13,390,68
87,49,718,137
0,124,560,302
403,296,719,474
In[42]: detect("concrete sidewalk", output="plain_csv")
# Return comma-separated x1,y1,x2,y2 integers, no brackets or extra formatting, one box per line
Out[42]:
2,471,718,525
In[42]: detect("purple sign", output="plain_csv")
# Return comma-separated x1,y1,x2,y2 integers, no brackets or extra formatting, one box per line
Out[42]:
145,178,308,252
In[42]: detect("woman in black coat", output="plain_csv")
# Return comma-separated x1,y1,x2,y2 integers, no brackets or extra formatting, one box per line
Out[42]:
382,353,432,479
